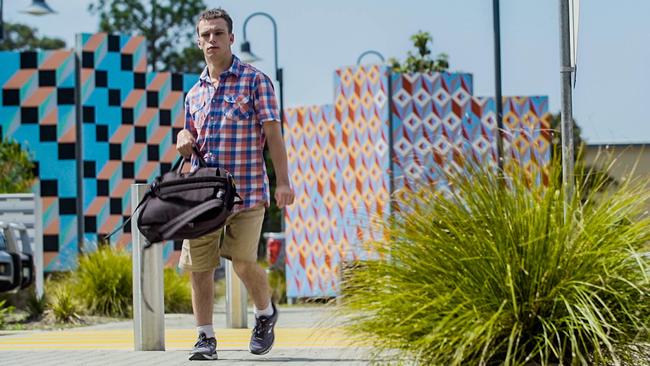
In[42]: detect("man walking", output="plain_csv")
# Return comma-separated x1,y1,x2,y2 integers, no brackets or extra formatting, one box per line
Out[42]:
176,8,294,361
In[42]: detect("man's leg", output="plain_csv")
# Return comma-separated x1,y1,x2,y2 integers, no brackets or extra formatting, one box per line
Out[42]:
179,230,222,360
232,259,278,355
188,269,218,360
232,260,271,310
190,269,216,326
220,207,278,355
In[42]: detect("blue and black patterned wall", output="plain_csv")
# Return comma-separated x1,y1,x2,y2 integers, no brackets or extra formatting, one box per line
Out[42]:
1,33,197,270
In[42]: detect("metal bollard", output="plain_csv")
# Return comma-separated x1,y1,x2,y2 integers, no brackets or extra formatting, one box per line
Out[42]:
34,195,44,299
225,258,248,328
131,184,165,351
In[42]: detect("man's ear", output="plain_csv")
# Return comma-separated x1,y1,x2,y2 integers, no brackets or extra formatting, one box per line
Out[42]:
197,38,201,48
229,33,234,45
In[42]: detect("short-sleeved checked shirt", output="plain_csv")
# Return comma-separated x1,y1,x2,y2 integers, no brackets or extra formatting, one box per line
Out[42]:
185,55,280,211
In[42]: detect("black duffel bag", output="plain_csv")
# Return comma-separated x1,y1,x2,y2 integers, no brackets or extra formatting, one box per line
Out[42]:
106,149,241,246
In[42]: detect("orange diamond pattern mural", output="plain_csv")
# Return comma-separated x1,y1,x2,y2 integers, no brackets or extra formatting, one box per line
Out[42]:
284,66,551,298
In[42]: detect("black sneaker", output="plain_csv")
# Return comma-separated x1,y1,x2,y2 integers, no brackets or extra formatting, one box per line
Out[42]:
249,302,279,355
189,332,217,360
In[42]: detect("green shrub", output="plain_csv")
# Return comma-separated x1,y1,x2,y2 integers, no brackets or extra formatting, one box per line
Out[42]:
0,299,15,328
53,246,194,317
25,289,47,320
338,161,650,365
50,288,81,323
164,268,192,313
75,246,132,317
42,246,197,318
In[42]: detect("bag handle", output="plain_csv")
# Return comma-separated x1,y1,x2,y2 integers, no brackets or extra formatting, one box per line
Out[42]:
172,145,208,173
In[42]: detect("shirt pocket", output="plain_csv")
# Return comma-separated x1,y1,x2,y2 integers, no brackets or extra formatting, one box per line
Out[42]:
224,94,253,122
190,100,208,130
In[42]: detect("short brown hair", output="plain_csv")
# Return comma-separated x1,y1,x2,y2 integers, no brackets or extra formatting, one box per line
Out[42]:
196,8,233,35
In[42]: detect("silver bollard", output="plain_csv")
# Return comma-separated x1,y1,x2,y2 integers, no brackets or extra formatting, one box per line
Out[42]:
34,195,44,299
131,184,165,351
225,259,248,328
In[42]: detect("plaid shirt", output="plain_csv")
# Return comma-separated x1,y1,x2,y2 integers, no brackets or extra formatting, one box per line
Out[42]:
185,55,280,211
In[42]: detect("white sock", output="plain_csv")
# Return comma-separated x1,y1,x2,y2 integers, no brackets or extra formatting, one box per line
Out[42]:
197,324,215,339
254,302,274,318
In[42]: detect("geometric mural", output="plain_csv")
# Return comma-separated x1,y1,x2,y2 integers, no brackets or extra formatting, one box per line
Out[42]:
390,73,551,194
77,32,197,270
284,105,339,297
0,33,197,271
284,66,551,298
284,65,391,297
0,49,79,270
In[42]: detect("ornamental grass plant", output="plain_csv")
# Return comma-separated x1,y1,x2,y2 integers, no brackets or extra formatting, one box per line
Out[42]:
338,159,650,365
75,245,133,317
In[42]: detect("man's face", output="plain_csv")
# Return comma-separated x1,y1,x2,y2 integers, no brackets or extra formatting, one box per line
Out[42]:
197,18,234,61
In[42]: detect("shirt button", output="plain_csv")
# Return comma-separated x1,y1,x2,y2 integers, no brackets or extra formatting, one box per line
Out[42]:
212,99,216,103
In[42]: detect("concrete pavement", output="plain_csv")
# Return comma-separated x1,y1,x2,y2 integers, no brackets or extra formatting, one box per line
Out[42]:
0,349,371,365
0,303,379,365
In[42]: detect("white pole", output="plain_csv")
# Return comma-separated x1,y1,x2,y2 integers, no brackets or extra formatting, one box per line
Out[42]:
131,184,165,351
225,258,248,328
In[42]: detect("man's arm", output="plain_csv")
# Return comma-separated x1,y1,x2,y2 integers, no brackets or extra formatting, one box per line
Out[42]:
177,98,197,158
263,121,295,208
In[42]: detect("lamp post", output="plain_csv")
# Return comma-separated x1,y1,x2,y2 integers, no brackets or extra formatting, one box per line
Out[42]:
1,0,56,41
356,50,385,65
492,0,505,172
240,12,284,128
559,0,575,217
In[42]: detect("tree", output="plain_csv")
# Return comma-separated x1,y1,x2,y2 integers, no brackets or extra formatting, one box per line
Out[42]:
0,138,35,193
0,22,66,51
88,0,207,73
389,31,449,74
165,46,205,74
549,112,584,161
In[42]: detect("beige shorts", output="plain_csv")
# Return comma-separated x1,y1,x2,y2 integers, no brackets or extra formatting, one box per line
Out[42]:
178,206,265,272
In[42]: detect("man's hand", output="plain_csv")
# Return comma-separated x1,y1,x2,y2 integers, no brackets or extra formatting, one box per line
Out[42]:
176,129,196,158
274,184,295,208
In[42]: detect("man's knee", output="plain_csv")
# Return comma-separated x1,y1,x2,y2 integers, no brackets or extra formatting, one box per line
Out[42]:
190,269,215,286
232,260,262,278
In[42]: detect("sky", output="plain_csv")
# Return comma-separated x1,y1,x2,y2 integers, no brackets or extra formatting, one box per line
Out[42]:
4,0,650,144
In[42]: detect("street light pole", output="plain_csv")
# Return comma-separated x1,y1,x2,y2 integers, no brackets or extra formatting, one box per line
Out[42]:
241,12,284,128
559,0,575,215
492,0,505,172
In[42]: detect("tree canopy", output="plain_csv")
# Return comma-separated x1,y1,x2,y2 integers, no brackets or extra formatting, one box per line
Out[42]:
389,31,449,74
0,138,35,193
0,22,66,51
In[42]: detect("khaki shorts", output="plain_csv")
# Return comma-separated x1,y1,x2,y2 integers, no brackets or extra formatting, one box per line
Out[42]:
178,206,265,272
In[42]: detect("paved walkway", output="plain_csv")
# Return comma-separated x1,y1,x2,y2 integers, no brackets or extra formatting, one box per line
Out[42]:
0,304,377,365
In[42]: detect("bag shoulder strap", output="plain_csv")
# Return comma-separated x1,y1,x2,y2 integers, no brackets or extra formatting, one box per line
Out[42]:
102,190,151,242
156,198,228,240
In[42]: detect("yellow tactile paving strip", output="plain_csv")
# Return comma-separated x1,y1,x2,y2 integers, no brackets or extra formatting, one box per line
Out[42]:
0,328,355,350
